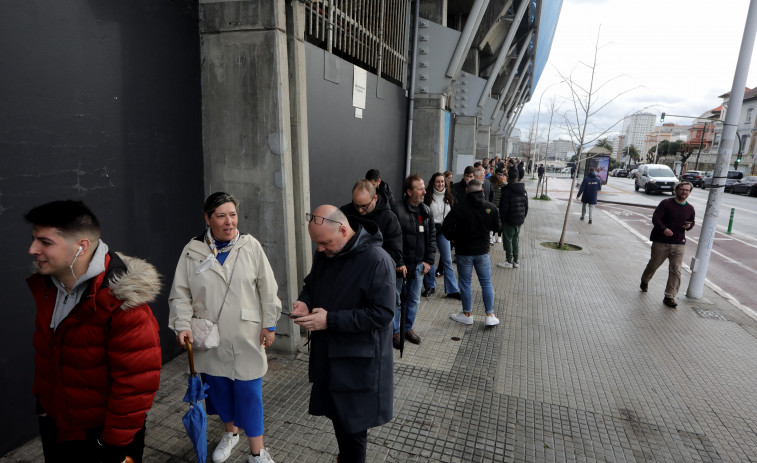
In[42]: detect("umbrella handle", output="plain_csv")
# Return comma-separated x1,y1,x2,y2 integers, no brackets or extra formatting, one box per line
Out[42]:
125,457,134,463
186,340,197,376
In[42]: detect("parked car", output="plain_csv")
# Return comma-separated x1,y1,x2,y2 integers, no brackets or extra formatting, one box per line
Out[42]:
627,169,638,180
615,169,628,178
635,164,678,194
681,170,705,187
700,171,713,189
702,170,744,191
729,176,757,196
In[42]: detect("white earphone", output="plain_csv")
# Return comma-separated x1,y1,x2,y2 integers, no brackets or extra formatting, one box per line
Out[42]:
69,246,84,283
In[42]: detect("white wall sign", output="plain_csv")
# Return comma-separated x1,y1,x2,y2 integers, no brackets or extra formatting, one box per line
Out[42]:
352,65,367,110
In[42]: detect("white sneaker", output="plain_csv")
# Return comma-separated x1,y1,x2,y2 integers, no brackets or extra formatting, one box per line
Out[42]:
249,449,275,463
450,312,473,325
489,236,496,245
485,314,500,326
497,261,513,268
513,261,520,268
496,236,502,243
212,432,239,463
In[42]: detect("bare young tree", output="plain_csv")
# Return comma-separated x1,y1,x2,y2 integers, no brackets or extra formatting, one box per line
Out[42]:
555,26,643,247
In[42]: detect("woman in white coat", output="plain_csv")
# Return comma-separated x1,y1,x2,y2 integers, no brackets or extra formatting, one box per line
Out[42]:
169,192,281,463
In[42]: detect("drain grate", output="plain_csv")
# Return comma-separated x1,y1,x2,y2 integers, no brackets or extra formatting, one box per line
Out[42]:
691,306,730,321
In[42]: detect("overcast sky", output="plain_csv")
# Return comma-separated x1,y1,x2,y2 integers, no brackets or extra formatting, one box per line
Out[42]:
515,0,757,144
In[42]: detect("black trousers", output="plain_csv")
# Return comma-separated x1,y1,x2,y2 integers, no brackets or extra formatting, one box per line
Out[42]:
333,421,368,463
39,415,146,463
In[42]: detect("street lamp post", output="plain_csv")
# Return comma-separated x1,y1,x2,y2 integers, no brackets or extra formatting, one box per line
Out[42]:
533,81,563,169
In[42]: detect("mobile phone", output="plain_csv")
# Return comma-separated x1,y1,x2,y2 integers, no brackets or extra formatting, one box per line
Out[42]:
281,312,304,319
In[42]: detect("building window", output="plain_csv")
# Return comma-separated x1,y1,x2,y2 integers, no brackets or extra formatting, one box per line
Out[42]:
747,108,753,124
741,134,748,151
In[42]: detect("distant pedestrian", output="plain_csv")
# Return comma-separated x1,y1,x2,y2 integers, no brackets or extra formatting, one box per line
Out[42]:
517,160,525,181
497,173,528,269
640,182,696,308
442,179,501,327
291,205,395,463
537,164,545,180
576,167,602,224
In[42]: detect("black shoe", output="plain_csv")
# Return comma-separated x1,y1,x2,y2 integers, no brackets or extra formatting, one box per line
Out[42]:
580,217,584,221
640,281,648,292
588,220,592,224
392,334,401,349
663,297,678,308
446,292,461,300
405,330,421,345
421,287,435,297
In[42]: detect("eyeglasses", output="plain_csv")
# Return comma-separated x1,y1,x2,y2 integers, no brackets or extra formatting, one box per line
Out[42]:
352,197,374,211
306,213,343,226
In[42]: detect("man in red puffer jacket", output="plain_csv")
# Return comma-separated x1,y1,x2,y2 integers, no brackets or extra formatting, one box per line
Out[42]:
26,200,162,463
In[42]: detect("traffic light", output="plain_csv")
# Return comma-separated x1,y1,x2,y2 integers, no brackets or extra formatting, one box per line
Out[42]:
660,112,665,123
735,153,742,169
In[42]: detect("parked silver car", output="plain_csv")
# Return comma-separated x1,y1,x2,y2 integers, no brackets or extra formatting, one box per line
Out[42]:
635,164,678,194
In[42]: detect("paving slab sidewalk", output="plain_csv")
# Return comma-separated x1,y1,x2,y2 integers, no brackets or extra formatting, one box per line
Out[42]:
4,177,757,462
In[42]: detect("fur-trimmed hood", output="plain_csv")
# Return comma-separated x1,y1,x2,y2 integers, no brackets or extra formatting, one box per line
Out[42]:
108,252,162,310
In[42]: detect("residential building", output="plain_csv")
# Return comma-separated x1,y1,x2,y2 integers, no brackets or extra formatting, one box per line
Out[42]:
622,113,656,157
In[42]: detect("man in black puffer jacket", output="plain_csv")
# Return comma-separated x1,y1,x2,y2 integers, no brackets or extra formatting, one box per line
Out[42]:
340,180,402,268
442,180,501,327
498,172,529,269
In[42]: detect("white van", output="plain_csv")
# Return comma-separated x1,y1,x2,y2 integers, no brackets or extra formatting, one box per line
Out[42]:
634,164,679,194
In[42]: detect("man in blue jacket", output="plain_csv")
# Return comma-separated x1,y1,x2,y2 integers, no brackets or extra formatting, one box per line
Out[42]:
292,205,395,463
577,167,602,224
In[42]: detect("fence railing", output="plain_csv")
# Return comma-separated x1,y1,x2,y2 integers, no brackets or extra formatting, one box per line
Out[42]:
304,0,409,86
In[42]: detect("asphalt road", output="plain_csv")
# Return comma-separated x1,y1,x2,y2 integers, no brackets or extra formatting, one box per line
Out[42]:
543,174,757,316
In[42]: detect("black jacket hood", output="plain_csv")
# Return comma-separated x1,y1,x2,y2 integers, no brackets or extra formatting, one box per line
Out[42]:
334,216,383,258
506,182,526,195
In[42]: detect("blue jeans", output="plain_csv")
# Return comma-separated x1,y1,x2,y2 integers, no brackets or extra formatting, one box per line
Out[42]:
456,254,494,314
424,230,458,294
394,263,423,334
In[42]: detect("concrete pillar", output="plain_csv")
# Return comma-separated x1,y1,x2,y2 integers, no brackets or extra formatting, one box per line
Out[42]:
285,0,313,294
200,1,300,354
451,116,477,176
476,125,490,160
489,133,501,158
411,94,447,176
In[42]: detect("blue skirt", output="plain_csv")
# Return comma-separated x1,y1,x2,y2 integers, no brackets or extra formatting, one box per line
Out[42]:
201,374,264,437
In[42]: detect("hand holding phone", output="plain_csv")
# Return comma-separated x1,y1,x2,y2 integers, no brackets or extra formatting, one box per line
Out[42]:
281,312,303,319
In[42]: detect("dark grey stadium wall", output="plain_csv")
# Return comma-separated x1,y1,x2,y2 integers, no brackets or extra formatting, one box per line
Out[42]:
305,42,408,209
0,1,203,453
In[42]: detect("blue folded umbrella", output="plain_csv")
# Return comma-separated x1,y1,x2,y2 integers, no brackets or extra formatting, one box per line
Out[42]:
182,342,210,463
